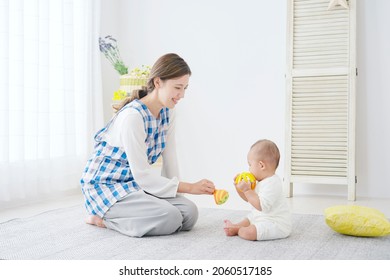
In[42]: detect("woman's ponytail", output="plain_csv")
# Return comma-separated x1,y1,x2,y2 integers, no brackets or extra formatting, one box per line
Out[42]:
112,87,148,112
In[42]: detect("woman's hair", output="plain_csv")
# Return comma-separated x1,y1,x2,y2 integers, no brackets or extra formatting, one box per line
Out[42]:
113,53,191,112
251,139,280,169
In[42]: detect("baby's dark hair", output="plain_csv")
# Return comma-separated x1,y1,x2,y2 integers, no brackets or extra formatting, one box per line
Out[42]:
250,139,280,169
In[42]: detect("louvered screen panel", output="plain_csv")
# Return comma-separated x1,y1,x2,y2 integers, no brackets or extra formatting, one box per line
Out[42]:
291,75,348,177
293,0,349,69
284,0,356,200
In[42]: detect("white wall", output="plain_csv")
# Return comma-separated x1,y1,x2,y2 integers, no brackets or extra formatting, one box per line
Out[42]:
100,0,390,209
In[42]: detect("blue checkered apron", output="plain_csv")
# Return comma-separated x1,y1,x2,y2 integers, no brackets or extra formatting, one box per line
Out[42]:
80,100,170,217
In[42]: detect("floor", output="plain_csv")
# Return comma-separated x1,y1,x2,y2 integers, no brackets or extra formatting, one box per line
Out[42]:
1,193,389,223
287,194,390,217
0,193,84,223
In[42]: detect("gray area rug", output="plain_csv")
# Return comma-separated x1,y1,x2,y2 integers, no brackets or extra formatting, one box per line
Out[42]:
0,206,389,260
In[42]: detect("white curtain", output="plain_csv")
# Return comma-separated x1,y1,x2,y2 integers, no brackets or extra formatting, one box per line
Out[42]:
0,0,103,206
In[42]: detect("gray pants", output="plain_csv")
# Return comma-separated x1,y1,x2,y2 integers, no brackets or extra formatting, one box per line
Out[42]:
103,190,198,237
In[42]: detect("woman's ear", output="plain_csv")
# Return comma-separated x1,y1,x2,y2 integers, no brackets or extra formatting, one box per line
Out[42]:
153,77,161,88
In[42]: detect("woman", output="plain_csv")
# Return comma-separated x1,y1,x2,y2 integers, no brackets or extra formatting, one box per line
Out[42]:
80,53,215,237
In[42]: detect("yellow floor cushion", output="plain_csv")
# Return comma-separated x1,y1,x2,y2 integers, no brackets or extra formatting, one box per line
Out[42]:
324,205,390,237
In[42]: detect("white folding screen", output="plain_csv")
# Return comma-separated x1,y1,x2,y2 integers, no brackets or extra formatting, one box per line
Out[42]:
284,0,356,200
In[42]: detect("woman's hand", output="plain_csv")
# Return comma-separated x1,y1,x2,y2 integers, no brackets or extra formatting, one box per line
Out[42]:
191,179,215,195
178,179,215,195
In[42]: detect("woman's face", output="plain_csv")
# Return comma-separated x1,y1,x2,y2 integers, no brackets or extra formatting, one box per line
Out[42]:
157,74,190,109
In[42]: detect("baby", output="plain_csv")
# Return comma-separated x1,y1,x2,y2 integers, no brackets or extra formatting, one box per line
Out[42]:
224,139,292,241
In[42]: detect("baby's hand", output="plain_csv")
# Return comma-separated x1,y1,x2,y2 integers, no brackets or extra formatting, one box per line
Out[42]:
236,180,251,193
233,174,240,186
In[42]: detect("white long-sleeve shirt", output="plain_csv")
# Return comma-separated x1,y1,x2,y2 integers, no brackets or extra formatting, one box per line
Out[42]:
80,100,180,217
105,102,180,197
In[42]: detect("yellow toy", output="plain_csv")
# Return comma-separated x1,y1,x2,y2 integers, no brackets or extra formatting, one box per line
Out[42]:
235,172,256,191
213,189,229,205
213,172,256,205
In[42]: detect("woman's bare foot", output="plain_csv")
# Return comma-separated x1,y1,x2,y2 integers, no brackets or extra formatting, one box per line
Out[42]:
86,215,106,228
223,219,240,236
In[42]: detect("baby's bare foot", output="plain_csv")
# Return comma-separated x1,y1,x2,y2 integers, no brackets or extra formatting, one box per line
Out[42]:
223,219,239,236
86,215,106,228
